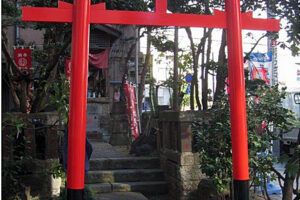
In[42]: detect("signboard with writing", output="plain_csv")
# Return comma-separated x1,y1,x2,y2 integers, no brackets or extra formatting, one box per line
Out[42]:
14,48,31,71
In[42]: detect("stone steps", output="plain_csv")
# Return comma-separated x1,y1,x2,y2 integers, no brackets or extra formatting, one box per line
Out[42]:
86,156,168,196
90,157,160,170
88,181,168,195
86,169,164,183
95,192,149,200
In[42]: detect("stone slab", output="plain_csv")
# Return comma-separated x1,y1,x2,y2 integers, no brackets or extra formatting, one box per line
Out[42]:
109,133,129,146
85,169,164,184
90,142,129,158
90,157,160,170
95,192,148,200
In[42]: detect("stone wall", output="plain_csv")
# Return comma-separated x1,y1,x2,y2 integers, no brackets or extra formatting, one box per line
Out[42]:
2,112,61,159
2,112,62,199
158,111,206,200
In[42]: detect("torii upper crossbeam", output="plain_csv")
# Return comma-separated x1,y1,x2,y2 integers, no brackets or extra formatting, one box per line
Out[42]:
22,0,280,199
23,0,279,31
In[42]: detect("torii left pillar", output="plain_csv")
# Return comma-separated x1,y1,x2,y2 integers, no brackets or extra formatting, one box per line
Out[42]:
66,0,90,199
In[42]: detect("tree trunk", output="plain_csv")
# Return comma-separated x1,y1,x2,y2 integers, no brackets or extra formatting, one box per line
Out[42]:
185,27,199,110
196,28,213,110
201,29,207,110
282,178,294,200
20,80,28,113
173,27,179,111
213,29,227,105
185,27,195,110
202,29,212,110
138,27,152,115
282,131,300,200
190,80,195,110
2,30,23,109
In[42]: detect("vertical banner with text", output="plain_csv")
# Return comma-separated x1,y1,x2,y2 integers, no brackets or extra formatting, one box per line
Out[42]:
249,52,273,85
123,82,140,140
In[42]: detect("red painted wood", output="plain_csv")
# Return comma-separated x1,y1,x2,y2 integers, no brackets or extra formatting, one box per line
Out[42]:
58,1,72,8
22,7,72,22
225,0,249,180
91,3,105,10
22,7,279,31
155,0,167,13
66,0,90,189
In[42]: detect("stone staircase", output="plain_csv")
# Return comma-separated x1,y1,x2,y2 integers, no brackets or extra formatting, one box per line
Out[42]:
85,155,168,196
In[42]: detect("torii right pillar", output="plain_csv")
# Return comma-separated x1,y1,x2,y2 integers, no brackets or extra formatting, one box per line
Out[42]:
226,0,250,199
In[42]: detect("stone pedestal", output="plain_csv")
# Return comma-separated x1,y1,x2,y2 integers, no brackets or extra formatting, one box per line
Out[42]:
109,102,129,145
21,159,62,198
158,111,206,200
86,97,110,142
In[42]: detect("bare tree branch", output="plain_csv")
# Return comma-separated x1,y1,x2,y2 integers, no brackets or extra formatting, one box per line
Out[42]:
244,33,268,63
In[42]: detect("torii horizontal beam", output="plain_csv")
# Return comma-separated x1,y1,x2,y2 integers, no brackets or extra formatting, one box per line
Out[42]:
22,1,279,31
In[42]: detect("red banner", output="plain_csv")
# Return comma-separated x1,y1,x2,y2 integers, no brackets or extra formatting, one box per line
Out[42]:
14,48,31,71
129,84,139,140
123,82,140,140
65,58,71,82
89,48,109,69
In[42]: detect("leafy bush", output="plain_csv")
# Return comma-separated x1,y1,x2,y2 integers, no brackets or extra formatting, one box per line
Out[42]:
193,82,297,198
2,116,32,200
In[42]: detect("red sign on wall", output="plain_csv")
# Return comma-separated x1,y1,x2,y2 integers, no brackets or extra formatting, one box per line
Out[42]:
14,48,31,70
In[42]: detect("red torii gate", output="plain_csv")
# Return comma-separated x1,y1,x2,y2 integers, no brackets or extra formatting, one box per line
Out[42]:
22,0,279,199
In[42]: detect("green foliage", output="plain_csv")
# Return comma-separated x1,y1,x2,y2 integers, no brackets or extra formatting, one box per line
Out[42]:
193,82,297,195
268,0,300,56
2,116,33,200
46,161,66,180
147,77,159,115
150,34,175,52
193,94,232,192
159,52,193,109
2,0,18,17
48,75,70,126
2,0,24,28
